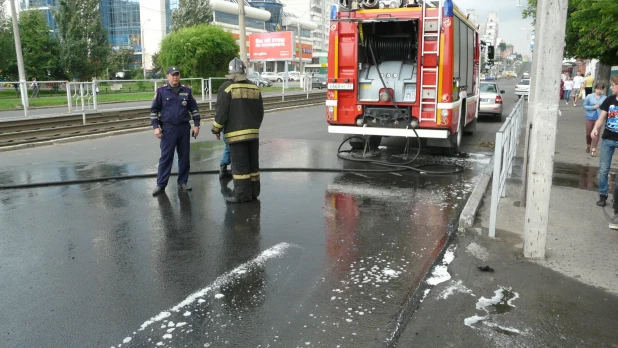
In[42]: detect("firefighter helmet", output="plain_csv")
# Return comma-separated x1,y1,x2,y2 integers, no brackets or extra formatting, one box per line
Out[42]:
228,58,246,74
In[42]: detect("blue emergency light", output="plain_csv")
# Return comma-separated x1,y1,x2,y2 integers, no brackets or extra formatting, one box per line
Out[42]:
331,5,338,20
443,0,453,17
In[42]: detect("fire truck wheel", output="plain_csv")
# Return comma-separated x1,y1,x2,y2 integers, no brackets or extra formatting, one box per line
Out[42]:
447,108,465,154
464,118,476,136
347,135,365,150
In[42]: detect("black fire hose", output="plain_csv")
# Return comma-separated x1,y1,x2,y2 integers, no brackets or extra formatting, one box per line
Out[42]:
0,136,464,190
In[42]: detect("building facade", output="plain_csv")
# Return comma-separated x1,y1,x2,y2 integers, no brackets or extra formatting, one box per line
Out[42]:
483,11,499,47
18,0,317,75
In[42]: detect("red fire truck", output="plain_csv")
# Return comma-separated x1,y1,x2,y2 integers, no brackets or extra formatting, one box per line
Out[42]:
326,0,482,153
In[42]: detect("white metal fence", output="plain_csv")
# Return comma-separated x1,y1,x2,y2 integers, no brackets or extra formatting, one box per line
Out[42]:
489,97,525,238
0,76,308,120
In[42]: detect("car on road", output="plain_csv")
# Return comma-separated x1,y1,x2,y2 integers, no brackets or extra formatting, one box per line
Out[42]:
311,76,327,89
479,82,504,118
275,72,293,82
522,71,530,79
247,73,273,87
515,79,531,98
286,72,300,81
260,72,280,82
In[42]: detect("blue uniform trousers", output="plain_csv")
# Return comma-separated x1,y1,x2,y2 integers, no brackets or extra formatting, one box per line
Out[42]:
157,123,191,188
220,131,231,166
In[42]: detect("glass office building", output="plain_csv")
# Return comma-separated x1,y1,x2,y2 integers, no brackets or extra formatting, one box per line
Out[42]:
100,0,142,50
19,0,58,31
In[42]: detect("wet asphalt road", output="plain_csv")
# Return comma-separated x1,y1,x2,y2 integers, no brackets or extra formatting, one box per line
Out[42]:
0,84,520,347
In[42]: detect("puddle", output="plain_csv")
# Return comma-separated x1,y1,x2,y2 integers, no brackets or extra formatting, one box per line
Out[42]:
510,160,615,192
552,162,615,192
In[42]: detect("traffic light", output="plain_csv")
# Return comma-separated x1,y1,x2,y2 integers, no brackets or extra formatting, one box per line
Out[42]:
487,46,495,60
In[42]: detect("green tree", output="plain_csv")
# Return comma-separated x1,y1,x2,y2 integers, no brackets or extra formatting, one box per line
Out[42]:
171,0,213,31
151,51,163,75
0,0,6,21
498,42,507,54
0,12,17,80
54,0,110,80
157,24,238,79
19,10,63,80
522,0,618,87
108,48,135,76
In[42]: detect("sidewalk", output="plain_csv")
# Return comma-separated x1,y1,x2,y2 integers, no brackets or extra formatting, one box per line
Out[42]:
398,101,618,347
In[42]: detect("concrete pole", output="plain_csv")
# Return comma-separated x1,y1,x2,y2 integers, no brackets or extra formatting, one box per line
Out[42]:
237,0,248,64
520,23,542,207
523,0,568,259
9,0,29,116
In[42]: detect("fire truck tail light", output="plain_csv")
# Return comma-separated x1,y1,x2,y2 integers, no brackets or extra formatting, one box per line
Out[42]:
441,109,449,117
379,92,390,102
328,106,335,113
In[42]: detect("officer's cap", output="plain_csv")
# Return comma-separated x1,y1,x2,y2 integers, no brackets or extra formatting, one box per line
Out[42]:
228,58,246,74
167,66,181,75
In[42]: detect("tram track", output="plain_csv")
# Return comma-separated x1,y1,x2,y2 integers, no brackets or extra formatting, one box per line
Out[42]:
0,93,325,148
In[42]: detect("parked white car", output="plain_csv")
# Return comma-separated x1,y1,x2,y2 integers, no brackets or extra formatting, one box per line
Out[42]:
260,72,279,82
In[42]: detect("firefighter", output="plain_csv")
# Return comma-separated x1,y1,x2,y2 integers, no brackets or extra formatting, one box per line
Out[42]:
211,58,264,203
150,66,201,196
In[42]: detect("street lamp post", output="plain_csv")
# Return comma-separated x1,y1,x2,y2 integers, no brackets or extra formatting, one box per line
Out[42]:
142,19,151,80
9,0,29,116
295,9,310,73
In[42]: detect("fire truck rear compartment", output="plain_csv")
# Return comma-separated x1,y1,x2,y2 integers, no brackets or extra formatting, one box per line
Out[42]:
357,21,420,127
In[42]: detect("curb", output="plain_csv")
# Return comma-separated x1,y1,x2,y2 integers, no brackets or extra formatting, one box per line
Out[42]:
459,157,494,229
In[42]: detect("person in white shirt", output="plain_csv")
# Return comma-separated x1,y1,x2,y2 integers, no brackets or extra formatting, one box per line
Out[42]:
572,71,585,106
563,76,574,105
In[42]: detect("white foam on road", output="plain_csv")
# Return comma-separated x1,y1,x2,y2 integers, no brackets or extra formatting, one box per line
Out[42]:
116,242,295,344
438,280,475,300
425,245,457,286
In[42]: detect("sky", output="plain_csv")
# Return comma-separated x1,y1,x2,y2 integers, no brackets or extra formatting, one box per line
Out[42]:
454,0,535,56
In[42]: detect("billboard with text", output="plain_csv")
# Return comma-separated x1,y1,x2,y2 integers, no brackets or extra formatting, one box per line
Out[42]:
249,32,294,61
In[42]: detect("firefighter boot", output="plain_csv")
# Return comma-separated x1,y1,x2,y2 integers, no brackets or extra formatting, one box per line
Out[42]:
225,179,253,203
219,164,232,179
251,180,260,199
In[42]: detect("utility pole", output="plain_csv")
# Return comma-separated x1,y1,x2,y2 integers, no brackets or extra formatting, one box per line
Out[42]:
142,27,146,80
523,0,568,259
9,0,29,116
296,18,301,72
237,0,248,64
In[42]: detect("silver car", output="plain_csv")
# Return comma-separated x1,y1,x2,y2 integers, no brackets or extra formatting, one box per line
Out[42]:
479,82,505,118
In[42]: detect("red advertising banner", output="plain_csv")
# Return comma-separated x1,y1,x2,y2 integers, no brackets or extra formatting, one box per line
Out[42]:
249,32,294,61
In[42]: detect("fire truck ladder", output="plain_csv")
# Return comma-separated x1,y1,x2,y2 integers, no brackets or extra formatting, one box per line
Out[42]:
419,0,443,122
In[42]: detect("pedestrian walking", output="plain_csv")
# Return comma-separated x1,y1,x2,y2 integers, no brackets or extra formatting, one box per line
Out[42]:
590,76,618,225
572,71,584,106
583,82,606,157
150,66,201,196
211,58,264,203
31,78,39,98
584,72,594,97
13,83,19,97
563,76,573,105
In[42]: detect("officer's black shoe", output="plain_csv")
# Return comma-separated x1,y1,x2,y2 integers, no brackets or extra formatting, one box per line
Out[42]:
219,165,232,179
178,183,192,191
152,186,165,196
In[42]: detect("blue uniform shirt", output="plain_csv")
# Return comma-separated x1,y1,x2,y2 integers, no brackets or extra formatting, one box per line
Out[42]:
150,84,200,129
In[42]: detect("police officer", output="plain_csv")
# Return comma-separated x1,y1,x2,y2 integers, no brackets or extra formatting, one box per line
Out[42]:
150,66,201,196
211,58,264,203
